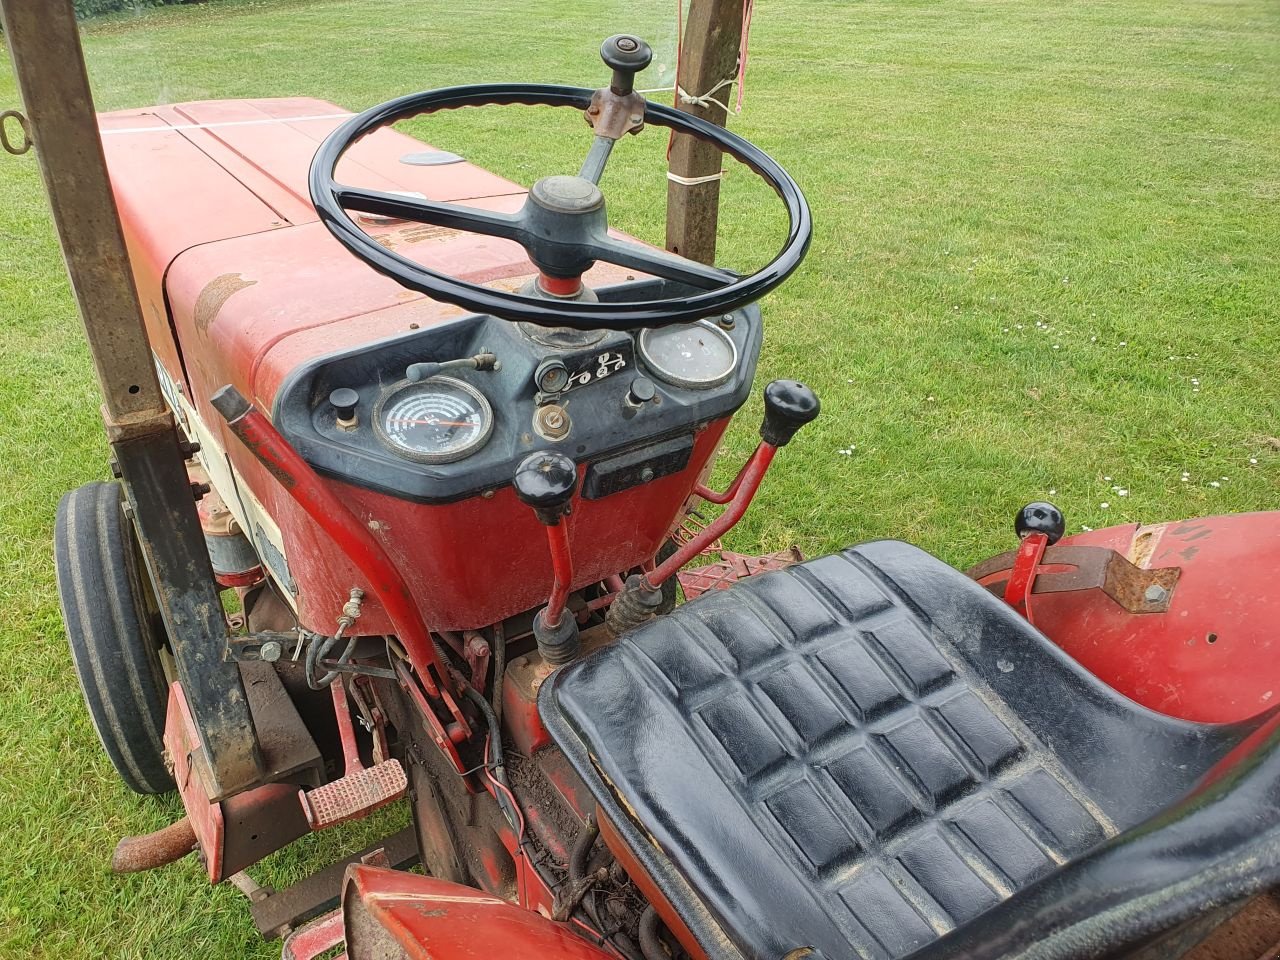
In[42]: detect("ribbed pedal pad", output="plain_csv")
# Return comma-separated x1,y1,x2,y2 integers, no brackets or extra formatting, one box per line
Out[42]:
299,758,407,830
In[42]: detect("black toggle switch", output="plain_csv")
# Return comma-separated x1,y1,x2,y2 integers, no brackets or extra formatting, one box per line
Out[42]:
600,35,653,96
1016,502,1065,545
514,451,578,526
760,379,820,447
329,387,360,424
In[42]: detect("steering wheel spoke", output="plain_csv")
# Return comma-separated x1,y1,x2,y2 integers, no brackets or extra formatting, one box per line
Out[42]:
578,135,616,185
334,185,528,241
587,234,737,291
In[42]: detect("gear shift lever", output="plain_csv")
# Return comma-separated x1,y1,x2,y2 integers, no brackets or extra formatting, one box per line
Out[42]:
514,451,581,665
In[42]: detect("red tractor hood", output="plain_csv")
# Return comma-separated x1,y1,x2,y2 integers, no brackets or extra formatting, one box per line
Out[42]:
99,97,632,408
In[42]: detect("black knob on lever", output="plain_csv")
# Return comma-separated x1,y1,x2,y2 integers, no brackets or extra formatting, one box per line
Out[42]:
600,35,653,96
514,451,578,525
1016,502,1065,545
760,379,821,447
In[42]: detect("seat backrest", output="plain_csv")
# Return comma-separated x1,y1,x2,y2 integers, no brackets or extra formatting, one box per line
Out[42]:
904,714,1280,960
855,540,1264,828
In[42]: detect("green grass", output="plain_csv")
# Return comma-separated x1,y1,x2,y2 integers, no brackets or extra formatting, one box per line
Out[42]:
2,0,1278,955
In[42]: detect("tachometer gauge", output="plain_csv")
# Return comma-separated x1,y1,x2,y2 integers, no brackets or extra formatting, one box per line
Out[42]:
373,376,493,464
637,320,738,389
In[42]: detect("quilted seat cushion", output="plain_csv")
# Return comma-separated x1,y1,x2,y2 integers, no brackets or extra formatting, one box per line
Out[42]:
541,542,1239,960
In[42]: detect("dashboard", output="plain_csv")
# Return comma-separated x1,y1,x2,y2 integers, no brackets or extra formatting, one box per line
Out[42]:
273,280,763,504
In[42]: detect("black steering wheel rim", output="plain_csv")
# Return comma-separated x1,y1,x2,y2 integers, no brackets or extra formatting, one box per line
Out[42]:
310,83,811,330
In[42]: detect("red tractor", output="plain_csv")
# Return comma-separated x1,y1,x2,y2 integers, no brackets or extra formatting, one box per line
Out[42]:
7,3,1280,958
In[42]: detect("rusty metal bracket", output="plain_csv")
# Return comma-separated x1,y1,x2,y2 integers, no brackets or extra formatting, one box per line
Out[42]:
0,109,32,155
968,544,1182,615
585,87,646,139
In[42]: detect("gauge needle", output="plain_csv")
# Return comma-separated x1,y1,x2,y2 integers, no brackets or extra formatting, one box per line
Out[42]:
388,417,473,428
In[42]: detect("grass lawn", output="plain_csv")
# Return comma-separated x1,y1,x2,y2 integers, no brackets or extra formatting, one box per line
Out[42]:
1,0,1277,955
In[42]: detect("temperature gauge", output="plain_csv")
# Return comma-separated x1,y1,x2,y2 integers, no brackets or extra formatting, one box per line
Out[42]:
373,376,494,464
637,320,738,390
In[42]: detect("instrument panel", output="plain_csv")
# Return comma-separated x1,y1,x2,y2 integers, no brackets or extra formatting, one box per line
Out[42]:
273,280,762,504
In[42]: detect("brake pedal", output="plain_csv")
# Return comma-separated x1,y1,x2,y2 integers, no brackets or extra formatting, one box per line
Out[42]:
301,675,407,830
299,759,407,830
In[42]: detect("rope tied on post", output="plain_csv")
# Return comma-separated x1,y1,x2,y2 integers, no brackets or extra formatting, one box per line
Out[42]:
676,75,740,115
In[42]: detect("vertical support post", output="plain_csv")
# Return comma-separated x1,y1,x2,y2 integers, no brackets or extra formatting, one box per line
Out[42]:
0,0,262,798
665,0,747,265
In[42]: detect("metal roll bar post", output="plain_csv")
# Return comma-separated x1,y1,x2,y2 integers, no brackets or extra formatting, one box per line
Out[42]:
0,0,263,798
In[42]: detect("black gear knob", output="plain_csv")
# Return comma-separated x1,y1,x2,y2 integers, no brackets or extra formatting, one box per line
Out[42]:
600,35,653,95
1016,501,1065,545
760,379,820,447
514,451,578,525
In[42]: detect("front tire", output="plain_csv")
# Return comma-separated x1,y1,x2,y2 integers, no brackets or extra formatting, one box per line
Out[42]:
54,480,174,794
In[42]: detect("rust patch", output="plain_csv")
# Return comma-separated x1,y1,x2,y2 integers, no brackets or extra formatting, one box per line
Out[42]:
194,273,256,334
375,223,461,250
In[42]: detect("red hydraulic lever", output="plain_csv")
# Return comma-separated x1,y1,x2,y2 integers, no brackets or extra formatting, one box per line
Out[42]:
1003,502,1067,624
210,385,446,696
1003,532,1048,624
644,442,777,589
645,379,820,590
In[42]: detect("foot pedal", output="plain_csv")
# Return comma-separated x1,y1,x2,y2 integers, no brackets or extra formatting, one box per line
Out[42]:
677,547,805,600
299,759,407,830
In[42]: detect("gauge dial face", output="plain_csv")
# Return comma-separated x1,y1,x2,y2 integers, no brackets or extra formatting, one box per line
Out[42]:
373,376,494,464
638,320,738,389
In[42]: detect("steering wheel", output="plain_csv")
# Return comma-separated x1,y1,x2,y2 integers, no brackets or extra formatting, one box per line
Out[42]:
310,36,811,330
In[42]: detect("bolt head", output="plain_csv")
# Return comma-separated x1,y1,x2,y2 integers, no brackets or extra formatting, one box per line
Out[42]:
259,640,283,662
1144,585,1168,603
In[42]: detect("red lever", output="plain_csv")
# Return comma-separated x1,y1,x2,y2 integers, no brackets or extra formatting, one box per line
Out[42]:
643,442,778,590
513,450,581,664
1004,532,1048,623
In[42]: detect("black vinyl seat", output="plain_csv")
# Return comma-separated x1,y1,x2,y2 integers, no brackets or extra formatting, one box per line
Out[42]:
540,541,1280,960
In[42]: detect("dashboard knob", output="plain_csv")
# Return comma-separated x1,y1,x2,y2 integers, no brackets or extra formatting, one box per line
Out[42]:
1016,502,1065,545
760,379,820,447
627,376,656,407
329,387,360,423
600,35,653,96
514,451,578,525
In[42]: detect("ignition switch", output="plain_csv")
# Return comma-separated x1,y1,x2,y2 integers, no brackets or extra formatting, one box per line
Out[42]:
534,404,572,441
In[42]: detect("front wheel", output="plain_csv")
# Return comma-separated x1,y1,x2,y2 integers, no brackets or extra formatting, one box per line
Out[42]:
54,480,174,794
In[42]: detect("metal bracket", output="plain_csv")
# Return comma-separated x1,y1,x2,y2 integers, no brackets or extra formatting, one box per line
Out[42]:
969,544,1182,615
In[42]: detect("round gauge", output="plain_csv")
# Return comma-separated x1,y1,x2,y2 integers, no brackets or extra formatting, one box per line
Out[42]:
373,376,494,464
637,320,738,389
